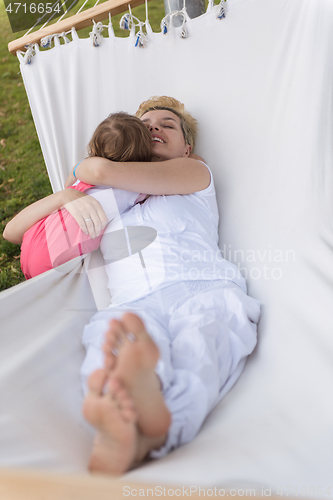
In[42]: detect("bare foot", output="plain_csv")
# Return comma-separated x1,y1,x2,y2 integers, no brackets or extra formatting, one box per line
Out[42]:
83,369,138,475
103,312,171,438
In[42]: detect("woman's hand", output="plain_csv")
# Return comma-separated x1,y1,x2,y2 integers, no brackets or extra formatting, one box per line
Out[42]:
62,189,109,239
3,188,108,245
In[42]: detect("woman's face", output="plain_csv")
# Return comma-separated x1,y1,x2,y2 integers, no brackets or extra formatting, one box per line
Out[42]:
140,109,191,161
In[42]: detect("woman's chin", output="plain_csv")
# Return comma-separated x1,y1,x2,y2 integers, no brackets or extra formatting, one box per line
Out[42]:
152,153,171,161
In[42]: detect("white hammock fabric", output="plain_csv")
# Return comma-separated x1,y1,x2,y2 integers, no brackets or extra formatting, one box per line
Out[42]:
1,0,333,491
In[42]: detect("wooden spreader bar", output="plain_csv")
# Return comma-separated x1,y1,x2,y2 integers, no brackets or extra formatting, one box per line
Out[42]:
8,0,150,55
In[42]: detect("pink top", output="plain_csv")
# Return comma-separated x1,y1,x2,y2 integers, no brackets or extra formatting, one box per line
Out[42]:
21,181,103,279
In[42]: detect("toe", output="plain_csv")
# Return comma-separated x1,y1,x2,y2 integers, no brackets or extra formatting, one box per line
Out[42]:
104,319,121,345
122,405,137,424
121,313,146,338
104,320,127,350
88,369,108,396
107,377,122,395
103,348,116,371
103,320,127,370
126,332,137,343
108,378,137,424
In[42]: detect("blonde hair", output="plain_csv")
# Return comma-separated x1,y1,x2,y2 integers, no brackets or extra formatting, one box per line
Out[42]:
135,96,198,149
88,112,153,162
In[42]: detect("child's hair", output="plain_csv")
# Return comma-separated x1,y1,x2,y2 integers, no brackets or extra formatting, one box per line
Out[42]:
88,112,153,162
135,96,198,149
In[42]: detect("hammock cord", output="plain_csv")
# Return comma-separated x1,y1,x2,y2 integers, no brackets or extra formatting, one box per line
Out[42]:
18,0,227,63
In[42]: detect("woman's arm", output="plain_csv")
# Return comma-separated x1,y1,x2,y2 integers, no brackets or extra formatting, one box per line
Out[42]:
3,189,108,245
75,157,210,195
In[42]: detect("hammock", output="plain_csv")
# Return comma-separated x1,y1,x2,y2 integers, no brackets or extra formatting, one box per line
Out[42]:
1,0,333,492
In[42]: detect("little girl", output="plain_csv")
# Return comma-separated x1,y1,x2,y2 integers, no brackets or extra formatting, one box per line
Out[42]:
4,112,152,278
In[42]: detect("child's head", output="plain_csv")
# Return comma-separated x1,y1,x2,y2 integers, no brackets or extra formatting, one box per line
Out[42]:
135,96,198,149
88,112,153,162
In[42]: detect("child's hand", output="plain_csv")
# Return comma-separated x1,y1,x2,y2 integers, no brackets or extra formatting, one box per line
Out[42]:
62,190,108,239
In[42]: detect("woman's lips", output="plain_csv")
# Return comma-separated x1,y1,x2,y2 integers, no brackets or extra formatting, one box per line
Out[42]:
152,135,165,143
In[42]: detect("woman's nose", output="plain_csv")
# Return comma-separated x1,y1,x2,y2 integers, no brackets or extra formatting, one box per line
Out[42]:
149,123,160,131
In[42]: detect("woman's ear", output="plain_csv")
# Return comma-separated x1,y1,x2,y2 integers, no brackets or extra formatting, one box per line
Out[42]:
185,145,192,157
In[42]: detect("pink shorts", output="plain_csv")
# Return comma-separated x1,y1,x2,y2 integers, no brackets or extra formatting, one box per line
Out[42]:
21,181,103,279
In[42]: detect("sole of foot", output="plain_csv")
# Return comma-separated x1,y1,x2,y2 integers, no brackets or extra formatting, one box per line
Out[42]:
83,369,138,475
103,312,171,438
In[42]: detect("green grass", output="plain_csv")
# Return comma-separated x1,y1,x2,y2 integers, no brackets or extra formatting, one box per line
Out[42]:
0,0,166,291
0,2,52,290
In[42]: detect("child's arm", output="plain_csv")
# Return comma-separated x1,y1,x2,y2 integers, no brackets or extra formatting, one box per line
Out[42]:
189,152,206,163
64,170,77,188
3,189,108,245
74,157,210,195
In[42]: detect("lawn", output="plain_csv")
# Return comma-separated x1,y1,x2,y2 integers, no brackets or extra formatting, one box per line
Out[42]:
0,0,166,291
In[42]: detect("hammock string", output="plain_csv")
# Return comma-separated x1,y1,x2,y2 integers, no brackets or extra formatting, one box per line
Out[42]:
119,5,148,48
160,8,189,38
108,12,115,37
90,21,105,46
206,0,227,18
17,0,227,64
40,31,71,48
21,44,37,65
217,0,226,20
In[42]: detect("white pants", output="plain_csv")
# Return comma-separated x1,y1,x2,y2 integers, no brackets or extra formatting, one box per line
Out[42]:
81,280,261,457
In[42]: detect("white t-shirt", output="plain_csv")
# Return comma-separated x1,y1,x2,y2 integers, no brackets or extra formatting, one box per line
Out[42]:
84,184,140,221
99,164,246,306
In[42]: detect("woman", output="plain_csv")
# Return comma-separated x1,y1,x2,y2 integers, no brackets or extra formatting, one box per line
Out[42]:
4,96,260,475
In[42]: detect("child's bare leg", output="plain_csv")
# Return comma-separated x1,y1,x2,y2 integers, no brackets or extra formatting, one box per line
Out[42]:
103,312,171,438
83,369,166,475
